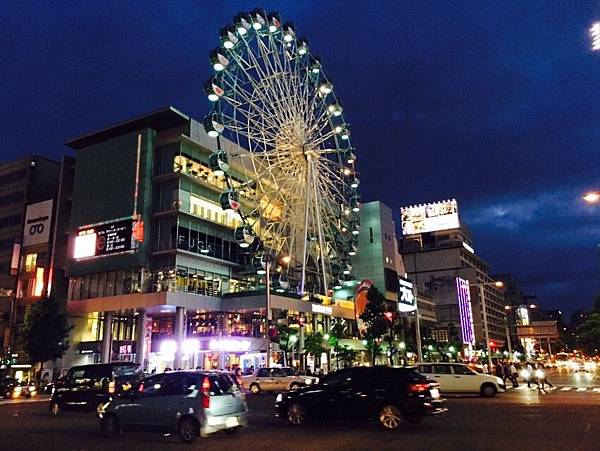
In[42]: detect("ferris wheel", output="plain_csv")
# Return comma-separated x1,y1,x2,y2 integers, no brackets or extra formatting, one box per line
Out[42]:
203,9,360,296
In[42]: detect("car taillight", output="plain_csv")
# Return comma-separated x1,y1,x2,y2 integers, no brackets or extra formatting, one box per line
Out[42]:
138,382,144,393
202,376,210,409
108,381,116,394
409,383,430,393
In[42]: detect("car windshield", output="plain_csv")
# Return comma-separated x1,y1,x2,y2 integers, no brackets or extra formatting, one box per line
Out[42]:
113,365,141,378
282,368,296,376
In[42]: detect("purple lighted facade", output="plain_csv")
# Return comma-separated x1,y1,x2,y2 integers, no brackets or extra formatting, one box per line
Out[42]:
456,277,475,345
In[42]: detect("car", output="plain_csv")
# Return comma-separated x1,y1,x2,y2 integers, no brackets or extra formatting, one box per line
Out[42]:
274,366,446,430
49,362,144,416
242,367,317,394
98,370,247,443
1,377,36,399
417,363,505,397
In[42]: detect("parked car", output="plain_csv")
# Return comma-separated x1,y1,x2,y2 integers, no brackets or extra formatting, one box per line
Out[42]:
98,370,247,443
275,366,446,430
49,362,143,416
243,367,317,394
417,363,505,397
1,377,36,399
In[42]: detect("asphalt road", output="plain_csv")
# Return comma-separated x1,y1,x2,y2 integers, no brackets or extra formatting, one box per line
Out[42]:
1,369,599,451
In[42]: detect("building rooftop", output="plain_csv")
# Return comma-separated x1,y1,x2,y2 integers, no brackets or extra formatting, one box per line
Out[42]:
65,106,190,149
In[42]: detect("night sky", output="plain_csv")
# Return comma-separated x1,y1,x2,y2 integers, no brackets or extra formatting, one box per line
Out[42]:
2,1,599,316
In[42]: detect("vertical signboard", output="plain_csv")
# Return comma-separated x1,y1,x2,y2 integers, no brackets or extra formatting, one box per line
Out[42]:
23,199,53,246
355,279,373,337
398,277,417,312
456,277,475,345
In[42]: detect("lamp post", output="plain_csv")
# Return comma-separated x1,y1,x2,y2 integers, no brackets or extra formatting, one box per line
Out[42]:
471,280,504,369
257,257,272,367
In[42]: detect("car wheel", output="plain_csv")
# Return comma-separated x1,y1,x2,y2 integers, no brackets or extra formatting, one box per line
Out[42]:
101,414,120,438
179,417,199,443
481,383,497,397
249,383,261,394
287,403,306,425
379,405,403,430
290,383,301,391
50,402,61,417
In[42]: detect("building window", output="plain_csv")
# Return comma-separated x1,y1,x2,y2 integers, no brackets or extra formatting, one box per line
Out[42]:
25,253,37,272
369,228,373,243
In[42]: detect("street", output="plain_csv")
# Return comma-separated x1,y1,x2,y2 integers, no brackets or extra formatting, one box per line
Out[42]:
0,369,599,451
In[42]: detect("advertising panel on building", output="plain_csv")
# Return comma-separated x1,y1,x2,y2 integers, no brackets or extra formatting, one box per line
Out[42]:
456,277,476,345
23,199,53,246
398,277,416,312
73,217,141,259
400,199,459,235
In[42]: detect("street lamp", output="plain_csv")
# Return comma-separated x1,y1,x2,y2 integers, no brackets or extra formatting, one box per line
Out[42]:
470,280,504,369
583,191,600,203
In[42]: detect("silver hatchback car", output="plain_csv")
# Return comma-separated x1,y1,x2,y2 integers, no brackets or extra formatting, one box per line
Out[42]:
98,370,247,443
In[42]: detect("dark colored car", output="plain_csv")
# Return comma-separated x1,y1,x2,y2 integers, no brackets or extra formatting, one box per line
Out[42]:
99,370,247,443
0,377,35,399
275,366,446,430
50,362,143,416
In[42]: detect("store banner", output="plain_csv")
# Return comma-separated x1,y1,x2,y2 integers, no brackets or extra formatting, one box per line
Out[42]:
23,199,53,246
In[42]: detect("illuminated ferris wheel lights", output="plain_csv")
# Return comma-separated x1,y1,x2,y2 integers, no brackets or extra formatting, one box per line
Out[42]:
204,78,224,102
234,13,251,35
297,39,309,55
343,149,356,164
220,26,238,49
327,103,343,116
209,49,229,72
203,113,224,138
350,177,360,189
267,11,281,33
318,82,333,95
283,22,296,42
333,279,343,290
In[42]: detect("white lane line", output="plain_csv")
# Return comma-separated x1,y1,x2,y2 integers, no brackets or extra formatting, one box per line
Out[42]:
561,387,572,391
577,387,587,392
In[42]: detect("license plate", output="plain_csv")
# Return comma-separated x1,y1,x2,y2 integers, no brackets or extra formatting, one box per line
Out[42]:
225,417,239,428
430,388,440,399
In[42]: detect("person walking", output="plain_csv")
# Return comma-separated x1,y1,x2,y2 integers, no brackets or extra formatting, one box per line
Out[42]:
526,362,534,388
503,362,512,386
535,363,546,390
540,363,553,389
509,362,519,388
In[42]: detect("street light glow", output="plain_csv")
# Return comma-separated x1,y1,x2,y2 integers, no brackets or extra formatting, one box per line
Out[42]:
590,22,600,51
583,192,600,203
494,281,504,288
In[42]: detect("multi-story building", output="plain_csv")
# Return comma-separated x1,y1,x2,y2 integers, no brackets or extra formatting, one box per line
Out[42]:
0,156,62,364
62,107,357,374
400,200,508,353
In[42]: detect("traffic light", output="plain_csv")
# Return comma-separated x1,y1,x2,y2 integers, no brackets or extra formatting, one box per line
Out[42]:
384,312,393,322
489,340,495,348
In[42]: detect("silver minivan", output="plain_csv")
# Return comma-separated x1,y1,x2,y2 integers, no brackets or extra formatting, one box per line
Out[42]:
98,370,247,443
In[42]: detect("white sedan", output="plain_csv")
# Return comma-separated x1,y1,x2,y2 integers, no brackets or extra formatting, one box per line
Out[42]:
417,363,506,397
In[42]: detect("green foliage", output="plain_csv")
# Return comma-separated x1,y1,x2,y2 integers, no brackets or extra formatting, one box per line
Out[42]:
19,297,72,368
359,286,389,364
577,312,600,354
336,345,358,367
304,332,326,356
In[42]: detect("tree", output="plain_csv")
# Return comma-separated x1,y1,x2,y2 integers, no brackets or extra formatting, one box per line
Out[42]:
359,286,389,365
336,345,358,368
19,297,72,380
577,312,600,354
304,332,326,370
273,324,298,366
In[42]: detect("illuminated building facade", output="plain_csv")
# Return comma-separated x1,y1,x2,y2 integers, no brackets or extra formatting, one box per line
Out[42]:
62,107,355,374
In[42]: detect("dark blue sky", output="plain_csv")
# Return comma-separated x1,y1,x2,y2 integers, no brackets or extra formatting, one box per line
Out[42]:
2,1,599,316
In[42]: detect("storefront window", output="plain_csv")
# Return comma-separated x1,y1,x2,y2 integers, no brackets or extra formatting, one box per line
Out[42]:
24,253,37,272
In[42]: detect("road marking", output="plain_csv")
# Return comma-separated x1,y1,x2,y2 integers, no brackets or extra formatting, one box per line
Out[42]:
515,385,528,390
577,387,587,392
561,387,572,391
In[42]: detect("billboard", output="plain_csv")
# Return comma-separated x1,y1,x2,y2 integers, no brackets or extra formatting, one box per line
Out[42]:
398,277,416,313
355,279,373,336
400,199,459,235
73,217,142,259
23,199,53,246
456,277,476,346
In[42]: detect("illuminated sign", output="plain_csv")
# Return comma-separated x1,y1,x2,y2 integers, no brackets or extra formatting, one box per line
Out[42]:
208,339,251,352
312,304,333,315
401,199,459,235
456,277,475,345
74,218,141,259
398,277,416,313
23,199,53,246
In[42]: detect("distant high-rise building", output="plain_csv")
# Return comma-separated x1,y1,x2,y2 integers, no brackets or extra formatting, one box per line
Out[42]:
400,199,508,350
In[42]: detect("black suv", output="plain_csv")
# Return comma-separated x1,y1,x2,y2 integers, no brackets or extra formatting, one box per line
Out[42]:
50,362,143,416
275,366,446,430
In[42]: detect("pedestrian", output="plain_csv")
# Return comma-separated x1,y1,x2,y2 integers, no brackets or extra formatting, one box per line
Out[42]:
526,362,534,388
539,363,553,389
535,363,546,390
495,361,504,380
503,362,511,385
510,362,519,388
481,363,489,374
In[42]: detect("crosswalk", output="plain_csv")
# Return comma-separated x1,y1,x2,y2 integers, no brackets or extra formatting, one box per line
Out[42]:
510,385,600,393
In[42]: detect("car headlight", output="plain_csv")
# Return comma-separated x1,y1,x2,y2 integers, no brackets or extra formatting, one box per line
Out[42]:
305,378,313,385
275,393,283,403
14,386,22,392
